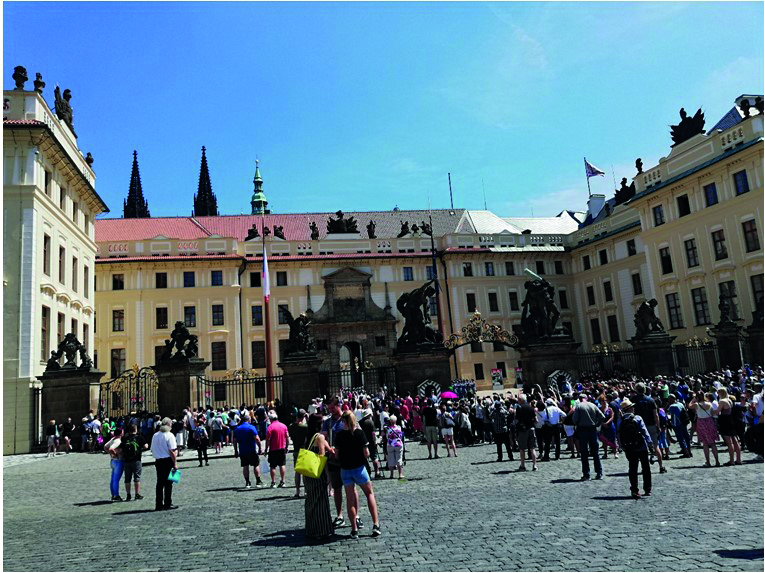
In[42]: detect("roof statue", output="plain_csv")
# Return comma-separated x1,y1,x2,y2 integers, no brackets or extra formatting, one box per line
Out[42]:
670,107,705,147
366,220,376,239
755,97,764,114
411,222,420,235
273,225,286,240
12,66,27,90
54,86,76,136
397,220,410,238
614,177,636,205
123,150,151,218
421,220,433,236
85,152,94,166
193,146,219,217
740,99,751,118
326,210,359,233
635,158,643,174
245,224,260,241
33,72,45,94
310,221,320,240
263,226,271,237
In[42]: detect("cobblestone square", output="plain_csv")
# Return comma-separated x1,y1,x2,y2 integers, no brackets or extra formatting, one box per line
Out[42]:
3,441,763,571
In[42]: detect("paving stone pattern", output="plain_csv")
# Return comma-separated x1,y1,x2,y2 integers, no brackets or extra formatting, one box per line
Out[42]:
3,441,763,572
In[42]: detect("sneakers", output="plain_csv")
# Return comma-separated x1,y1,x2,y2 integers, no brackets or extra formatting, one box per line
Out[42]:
270,482,276,488
135,494,144,500
125,494,132,501
631,491,641,500
356,517,364,529
332,516,345,528
277,481,285,488
642,491,652,497
255,480,264,488
516,466,527,472
372,524,382,537
350,529,359,540
581,475,590,481
244,482,252,489
659,466,668,474
594,473,603,480
111,495,123,502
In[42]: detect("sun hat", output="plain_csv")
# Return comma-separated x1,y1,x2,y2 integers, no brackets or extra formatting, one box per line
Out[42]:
620,398,635,411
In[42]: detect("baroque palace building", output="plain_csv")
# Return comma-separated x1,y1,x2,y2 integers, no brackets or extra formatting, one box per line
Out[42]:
4,68,109,454
91,93,763,391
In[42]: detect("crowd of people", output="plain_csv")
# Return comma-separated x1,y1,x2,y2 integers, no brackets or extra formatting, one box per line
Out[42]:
51,365,764,538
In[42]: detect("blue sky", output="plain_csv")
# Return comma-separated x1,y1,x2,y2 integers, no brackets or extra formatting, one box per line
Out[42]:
4,2,763,218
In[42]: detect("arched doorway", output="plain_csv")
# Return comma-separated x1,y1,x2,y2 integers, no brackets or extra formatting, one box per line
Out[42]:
339,341,363,388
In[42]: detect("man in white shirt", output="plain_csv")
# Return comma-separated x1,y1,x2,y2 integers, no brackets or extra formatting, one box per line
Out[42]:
150,417,178,511
539,398,566,461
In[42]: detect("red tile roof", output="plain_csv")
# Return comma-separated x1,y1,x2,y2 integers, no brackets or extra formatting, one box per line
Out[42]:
95,254,243,263
3,119,45,126
95,252,434,264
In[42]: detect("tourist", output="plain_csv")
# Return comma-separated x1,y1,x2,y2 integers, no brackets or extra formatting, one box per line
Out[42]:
633,382,666,474
194,416,210,467
490,400,513,462
562,401,579,458
334,411,381,539
104,428,124,501
264,411,289,488
689,392,720,467
598,399,619,460
618,399,652,500
359,408,381,479
80,418,90,452
457,404,473,447
120,423,148,501
233,414,263,488
539,398,566,461
321,396,346,528
171,417,185,457
667,395,692,458
150,417,178,511
715,388,742,466
385,415,405,480
45,419,59,458
439,402,458,458
573,395,605,480
514,395,538,472
421,399,439,459
211,410,224,454
288,409,309,497
303,413,334,540
89,416,102,452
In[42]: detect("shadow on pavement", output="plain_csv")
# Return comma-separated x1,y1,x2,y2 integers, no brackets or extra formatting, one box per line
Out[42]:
471,460,503,465
112,508,158,515
549,478,580,484
206,486,248,492
73,500,114,507
591,495,636,501
607,472,629,477
492,470,514,475
713,548,764,560
251,529,348,547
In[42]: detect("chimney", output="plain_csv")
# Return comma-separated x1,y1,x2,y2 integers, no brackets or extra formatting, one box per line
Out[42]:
587,194,606,220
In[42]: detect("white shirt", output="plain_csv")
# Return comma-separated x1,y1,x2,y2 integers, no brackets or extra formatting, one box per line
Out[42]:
754,392,764,421
541,405,566,425
151,430,177,459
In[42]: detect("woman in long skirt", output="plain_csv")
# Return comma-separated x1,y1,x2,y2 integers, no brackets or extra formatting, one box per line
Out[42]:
303,414,333,539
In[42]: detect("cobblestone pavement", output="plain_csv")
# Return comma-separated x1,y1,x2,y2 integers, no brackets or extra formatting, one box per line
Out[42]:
3,440,763,572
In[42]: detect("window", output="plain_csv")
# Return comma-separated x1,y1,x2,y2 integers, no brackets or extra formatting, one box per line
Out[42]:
677,194,691,217
626,239,637,257
72,201,78,224
492,341,505,352
508,291,519,311
316,339,329,352
154,345,165,366
278,339,289,361
488,292,499,312
41,306,50,361
691,287,711,325
71,318,78,339
212,304,224,326
631,273,643,296
211,341,227,371
505,262,515,275
470,341,483,353
733,170,750,195
554,260,564,274
666,293,684,329
474,363,485,381
428,296,437,317
462,263,473,277
751,274,764,316
252,341,266,368
112,273,124,290
183,271,195,287
562,321,573,338
43,235,51,276
559,290,569,309
426,266,436,280
112,309,125,332
276,271,288,286
59,187,66,210
375,335,386,347
684,238,699,268
82,324,89,351
156,272,167,288
403,267,414,281
711,230,728,260
111,348,126,379
485,262,495,277
71,257,78,292
184,306,196,328
586,285,596,306
252,305,263,326
58,247,66,283
466,293,477,312
653,205,665,226
278,304,289,325
704,183,718,207
211,270,223,286
742,220,760,252
83,266,89,298
249,272,261,288
590,318,602,345
719,281,740,320
659,247,673,274
603,281,613,302
156,307,168,330
606,315,620,342
535,261,545,275
44,170,51,196
496,362,507,379
599,250,608,265
582,255,591,271
57,312,65,343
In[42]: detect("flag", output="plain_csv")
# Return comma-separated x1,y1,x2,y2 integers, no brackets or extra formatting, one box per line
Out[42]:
262,246,270,303
584,158,605,178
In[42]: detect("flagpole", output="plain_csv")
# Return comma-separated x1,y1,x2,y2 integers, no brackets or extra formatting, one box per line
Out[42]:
428,202,444,337
584,157,592,197
262,213,275,400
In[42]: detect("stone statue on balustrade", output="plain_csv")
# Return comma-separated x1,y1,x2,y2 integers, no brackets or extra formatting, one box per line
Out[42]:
670,107,704,147
326,210,359,233
633,299,665,338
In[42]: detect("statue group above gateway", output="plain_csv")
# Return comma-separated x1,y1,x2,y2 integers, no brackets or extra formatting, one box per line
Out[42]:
518,269,563,341
326,210,359,233
396,279,440,348
670,107,705,147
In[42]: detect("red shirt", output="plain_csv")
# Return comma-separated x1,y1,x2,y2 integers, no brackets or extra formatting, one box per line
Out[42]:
265,420,289,451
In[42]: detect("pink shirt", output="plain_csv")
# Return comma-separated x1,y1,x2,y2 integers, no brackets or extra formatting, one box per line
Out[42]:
265,420,289,451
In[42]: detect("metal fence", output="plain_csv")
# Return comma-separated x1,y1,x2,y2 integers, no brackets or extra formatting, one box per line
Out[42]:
99,366,159,418
318,366,397,398
194,371,274,410
672,344,720,376
576,348,642,376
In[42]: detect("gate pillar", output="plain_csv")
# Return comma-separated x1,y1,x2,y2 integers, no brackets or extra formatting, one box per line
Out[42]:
154,358,210,416
38,368,105,436
279,355,323,408
629,332,677,378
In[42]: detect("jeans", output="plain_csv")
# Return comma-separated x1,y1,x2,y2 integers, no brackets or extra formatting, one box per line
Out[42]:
155,457,174,509
674,424,691,450
197,438,209,464
539,425,561,459
494,432,513,460
625,449,651,494
577,428,602,478
110,459,124,497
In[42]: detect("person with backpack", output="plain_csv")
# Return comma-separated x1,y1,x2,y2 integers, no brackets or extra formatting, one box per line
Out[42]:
120,424,148,501
667,395,692,458
193,416,210,466
619,398,653,500
633,382,667,474
439,402,458,458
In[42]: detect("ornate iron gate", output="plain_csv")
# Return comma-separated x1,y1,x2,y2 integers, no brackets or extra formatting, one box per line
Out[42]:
576,347,642,376
99,366,159,418
318,366,397,398
194,369,273,409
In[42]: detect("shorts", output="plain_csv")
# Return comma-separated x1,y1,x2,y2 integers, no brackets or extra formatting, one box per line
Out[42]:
123,460,143,483
212,429,223,443
340,465,371,486
367,444,379,462
424,426,439,445
240,451,260,468
47,436,57,447
327,464,343,489
516,429,537,450
563,425,576,438
441,427,454,437
646,425,659,448
268,449,286,468
657,431,668,450
387,445,403,468
175,432,185,447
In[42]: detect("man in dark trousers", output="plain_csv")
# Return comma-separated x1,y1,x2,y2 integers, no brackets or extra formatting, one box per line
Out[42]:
573,395,606,480
633,382,666,474
421,399,440,459
619,398,653,499
150,418,178,511
490,401,513,462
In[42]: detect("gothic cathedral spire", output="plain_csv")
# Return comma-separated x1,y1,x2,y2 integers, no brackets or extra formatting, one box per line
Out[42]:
192,146,219,217
123,150,151,218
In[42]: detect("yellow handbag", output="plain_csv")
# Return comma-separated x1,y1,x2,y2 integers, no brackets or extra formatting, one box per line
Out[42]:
295,433,328,478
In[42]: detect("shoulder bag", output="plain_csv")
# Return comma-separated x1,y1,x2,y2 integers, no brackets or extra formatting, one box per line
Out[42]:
295,433,328,479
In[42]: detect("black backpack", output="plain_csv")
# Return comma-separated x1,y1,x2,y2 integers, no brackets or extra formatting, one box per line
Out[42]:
121,436,140,462
679,405,690,426
619,417,645,452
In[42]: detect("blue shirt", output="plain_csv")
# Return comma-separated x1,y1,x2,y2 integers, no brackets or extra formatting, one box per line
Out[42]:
233,422,259,455
321,415,345,446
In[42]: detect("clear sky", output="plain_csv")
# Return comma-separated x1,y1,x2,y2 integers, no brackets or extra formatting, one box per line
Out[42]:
4,2,763,219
